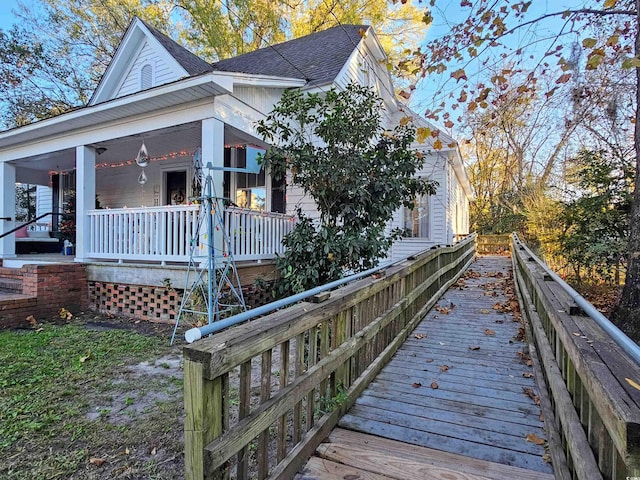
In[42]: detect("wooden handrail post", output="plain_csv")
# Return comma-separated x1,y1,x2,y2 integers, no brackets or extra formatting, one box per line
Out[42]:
184,357,225,480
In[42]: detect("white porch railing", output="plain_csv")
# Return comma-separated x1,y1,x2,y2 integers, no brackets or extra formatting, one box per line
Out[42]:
224,206,295,260
87,205,295,263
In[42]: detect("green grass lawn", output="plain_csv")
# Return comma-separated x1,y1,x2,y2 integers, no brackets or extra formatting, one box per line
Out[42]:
0,319,185,479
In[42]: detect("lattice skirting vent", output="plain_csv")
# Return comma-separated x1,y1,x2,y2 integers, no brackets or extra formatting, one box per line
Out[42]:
88,281,276,324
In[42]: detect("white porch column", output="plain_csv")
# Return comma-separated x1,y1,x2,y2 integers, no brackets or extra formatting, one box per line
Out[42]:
201,118,225,265
75,146,96,262
0,162,17,259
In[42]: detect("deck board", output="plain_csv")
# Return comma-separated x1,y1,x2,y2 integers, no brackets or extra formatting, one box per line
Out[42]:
299,255,554,478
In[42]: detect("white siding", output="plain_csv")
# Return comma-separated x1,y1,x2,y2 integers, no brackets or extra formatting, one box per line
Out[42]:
388,238,440,262
115,41,181,98
285,182,319,220
445,152,471,241
333,42,395,130
387,153,449,261
234,87,286,115
36,185,53,225
95,157,192,209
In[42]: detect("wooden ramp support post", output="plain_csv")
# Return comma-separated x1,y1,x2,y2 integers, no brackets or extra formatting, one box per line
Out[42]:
184,352,226,480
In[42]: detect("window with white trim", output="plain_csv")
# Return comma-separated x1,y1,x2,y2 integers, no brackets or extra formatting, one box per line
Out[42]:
403,194,430,238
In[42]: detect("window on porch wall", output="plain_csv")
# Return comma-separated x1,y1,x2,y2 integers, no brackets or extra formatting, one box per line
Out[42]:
223,146,286,213
403,194,430,238
51,171,76,232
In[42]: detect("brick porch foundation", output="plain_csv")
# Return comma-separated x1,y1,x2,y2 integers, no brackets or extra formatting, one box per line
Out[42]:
0,263,88,328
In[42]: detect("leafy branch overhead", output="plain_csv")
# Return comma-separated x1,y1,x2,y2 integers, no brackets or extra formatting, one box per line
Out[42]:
257,83,436,294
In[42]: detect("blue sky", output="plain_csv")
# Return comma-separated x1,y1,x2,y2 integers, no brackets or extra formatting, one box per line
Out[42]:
0,0,20,31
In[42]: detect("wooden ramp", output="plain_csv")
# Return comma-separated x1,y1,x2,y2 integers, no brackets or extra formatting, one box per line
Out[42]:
298,255,555,480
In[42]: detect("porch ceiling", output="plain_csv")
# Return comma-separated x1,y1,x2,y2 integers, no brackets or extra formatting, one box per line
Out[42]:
12,122,267,174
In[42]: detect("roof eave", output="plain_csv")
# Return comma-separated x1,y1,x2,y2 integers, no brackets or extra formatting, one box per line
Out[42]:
0,73,233,149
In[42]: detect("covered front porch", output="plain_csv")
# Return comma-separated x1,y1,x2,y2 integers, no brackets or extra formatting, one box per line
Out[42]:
0,72,296,266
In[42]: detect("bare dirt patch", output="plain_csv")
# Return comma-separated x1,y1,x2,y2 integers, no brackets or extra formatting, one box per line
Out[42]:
1,311,187,480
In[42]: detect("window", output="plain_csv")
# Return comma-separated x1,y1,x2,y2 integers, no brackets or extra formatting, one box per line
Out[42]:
403,194,430,238
224,147,267,211
140,64,153,90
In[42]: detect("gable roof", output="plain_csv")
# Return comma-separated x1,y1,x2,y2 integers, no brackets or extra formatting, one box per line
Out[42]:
211,25,369,86
139,18,211,76
90,17,212,105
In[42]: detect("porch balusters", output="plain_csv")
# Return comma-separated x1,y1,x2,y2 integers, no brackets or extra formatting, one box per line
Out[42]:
86,205,294,263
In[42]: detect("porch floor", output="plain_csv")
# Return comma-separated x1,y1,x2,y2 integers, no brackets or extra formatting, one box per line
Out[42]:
3,253,77,268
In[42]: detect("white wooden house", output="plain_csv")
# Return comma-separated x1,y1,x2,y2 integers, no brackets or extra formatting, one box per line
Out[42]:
0,18,471,321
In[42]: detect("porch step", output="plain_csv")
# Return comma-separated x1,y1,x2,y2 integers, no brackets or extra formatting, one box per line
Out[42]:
0,277,22,294
0,292,38,329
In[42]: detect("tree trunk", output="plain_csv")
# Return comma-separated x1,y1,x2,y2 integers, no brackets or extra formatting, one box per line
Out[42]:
613,1,640,342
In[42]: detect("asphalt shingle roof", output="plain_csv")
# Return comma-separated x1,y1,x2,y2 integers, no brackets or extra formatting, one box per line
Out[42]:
140,19,212,76
211,25,369,85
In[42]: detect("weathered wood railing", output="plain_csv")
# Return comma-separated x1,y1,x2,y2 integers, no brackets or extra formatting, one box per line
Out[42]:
182,235,476,480
476,234,511,254
512,234,640,480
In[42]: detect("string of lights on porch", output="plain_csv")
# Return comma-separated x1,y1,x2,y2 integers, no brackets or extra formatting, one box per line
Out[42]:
46,144,254,176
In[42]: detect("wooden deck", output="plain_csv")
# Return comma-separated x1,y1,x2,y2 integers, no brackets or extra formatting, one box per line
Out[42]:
298,255,555,480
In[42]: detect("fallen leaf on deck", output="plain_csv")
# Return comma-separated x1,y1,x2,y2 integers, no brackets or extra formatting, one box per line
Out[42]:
523,372,534,378
412,382,422,388
626,378,640,391
89,458,106,466
435,305,451,314
469,345,480,351
523,387,537,400
484,328,496,336
439,365,449,372
526,433,546,445
430,381,439,389
480,309,490,314
425,358,434,363
438,342,446,346
495,319,504,324
543,453,552,463
526,359,533,366
414,333,427,339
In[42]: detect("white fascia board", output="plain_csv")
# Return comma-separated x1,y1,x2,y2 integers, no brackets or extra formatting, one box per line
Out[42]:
0,73,233,151
213,95,269,140
229,72,306,88
87,19,142,106
91,19,191,105
1,99,215,162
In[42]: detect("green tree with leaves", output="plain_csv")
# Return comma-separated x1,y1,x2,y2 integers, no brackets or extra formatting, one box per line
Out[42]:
416,0,640,339
559,149,633,284
257,83,436,294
